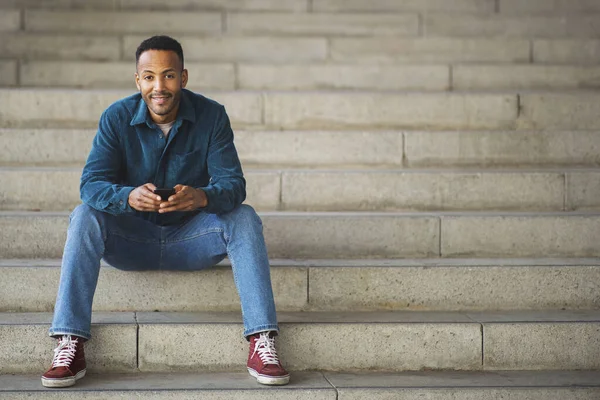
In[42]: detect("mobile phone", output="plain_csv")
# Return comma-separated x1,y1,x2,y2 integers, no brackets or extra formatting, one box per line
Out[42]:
153,188,176,201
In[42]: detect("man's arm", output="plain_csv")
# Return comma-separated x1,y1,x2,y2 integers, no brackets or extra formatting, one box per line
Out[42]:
80,109,137,215
199,106,246,214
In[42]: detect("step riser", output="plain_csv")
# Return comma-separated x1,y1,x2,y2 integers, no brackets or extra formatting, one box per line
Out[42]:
3,265,600,313
0,266,308,312
19,61,236,90
2,389,598,400
8,11,600,39
22,11,419,37
8,61,600,91
518,93,600,130
533,40,600,64
0,90,519,130
5,0,599,14
0,0,307,12
2,34,551,64
0,323,137,374
0,90,518,130
500,0,600,14
4,90,600,131
5,169,597,212
4,316,600,373
3,130,600,169
3,214,600,259
0,169,280,212
340,389,600,400
0,391,334,400
18,62,451,91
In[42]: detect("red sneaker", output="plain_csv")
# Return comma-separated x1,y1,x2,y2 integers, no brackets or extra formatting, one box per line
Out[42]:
247,331,290,385
41,335,87,388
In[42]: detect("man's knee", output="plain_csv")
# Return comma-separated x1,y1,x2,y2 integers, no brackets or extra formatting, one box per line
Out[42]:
225,204,262,227
69,204,108,235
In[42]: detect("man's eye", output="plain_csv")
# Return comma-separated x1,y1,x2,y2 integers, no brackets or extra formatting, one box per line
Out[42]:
144,76,153,80
166,74,175,79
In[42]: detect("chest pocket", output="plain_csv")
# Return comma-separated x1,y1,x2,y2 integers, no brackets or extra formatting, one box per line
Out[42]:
169,148,206,187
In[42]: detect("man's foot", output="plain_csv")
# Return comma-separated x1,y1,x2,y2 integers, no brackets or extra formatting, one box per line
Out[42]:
41,335,87,388
247,331,290,385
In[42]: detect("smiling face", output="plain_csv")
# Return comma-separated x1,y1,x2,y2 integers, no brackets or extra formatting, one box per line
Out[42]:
135,49,188,124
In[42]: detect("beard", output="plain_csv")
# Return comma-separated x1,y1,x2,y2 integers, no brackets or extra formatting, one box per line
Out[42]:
144,90,181,117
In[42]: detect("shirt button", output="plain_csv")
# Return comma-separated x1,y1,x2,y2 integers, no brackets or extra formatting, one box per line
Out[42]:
119,200,124,205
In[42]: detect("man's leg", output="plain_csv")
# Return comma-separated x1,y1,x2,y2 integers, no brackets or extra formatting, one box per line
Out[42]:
50,204,160,339
162,204,289,385
43,204,160,388
163,204,278,337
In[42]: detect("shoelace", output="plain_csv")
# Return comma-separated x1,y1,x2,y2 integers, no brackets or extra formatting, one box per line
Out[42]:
51,335,79,368
252,332,280,365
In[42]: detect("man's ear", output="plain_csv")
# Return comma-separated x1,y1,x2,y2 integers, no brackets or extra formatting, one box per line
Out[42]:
181,69,188,88
134,72,141,91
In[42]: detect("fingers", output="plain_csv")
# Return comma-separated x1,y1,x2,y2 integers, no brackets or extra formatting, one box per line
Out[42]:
128,184,162,212
159,185,195,213
145,183,158,192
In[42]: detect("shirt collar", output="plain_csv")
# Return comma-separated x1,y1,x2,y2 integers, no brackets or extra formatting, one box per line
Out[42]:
130,89,196,126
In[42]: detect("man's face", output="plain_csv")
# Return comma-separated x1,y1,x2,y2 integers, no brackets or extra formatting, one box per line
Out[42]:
135,49,188,124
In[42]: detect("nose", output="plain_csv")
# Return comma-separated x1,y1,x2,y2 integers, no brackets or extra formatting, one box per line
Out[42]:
154,76,165,91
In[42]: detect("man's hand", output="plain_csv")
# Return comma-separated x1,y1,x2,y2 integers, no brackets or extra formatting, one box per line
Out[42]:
128,183,162,212
158,184,208,213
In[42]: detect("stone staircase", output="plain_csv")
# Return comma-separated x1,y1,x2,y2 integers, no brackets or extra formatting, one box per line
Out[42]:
2,0,600,397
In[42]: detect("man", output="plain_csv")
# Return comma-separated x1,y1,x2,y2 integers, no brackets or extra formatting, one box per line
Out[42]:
41,35,289,388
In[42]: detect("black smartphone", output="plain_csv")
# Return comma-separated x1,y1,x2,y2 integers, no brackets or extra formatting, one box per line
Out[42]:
153,188,176,201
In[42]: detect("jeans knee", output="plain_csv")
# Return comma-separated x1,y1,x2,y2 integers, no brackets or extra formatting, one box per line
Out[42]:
69,204,107,235
226,204,262,228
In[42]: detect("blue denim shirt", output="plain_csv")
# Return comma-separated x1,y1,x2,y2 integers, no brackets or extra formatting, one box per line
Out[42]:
80,89,246,226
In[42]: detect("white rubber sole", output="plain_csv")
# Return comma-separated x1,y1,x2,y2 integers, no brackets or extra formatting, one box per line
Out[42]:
41,369,86,388
248,367,290,385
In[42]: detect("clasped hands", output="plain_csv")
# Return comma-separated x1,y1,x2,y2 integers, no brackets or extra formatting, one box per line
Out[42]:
128,183,208,213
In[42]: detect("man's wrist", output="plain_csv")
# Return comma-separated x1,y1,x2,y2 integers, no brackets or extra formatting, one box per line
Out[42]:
196,188,208,208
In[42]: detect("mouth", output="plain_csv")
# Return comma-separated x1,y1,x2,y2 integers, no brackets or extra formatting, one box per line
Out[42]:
150,94,171,106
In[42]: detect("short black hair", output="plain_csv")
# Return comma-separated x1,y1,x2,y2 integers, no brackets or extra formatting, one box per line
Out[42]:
136,35,184,69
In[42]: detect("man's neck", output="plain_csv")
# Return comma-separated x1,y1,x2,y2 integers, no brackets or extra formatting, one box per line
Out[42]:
150,108,179,124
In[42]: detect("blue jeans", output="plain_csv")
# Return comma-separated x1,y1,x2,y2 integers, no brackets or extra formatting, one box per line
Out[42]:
49,203,279,340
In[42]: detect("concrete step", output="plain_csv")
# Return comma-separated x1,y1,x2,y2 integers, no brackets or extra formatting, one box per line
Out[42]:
2,33,546,64
453,64,600,90
329,37,530,63
313,0,496,13
424,13,600,38
2,310,600,373
4,88,600,131
2,258,600,313
0,89,518,130
499,0,600,15
9,61,600,91
0,9,19,31
533,39,600,64
2,211,600,259
3,371,600,399
4,0,600,15
17,61,238,90
15,61,451,91
518,92,600,130
0,167,282,211
0,372,334,399
4,35,600,65
3,129,600,169
3,166,597,212
22,10,419,37
10,9,600,39
0,60,17,86
14,166,600,211
0,0,308,12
